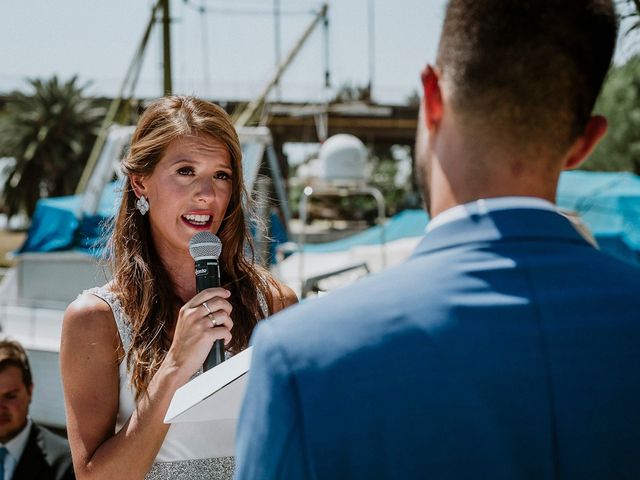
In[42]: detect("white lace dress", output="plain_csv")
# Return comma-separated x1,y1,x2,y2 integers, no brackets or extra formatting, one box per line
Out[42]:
87,286,267,480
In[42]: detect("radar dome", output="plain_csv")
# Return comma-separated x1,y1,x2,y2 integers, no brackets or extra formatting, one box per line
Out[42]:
318,134,368,183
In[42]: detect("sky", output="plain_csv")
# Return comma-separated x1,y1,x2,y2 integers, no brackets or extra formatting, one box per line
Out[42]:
1,1,638,105
0,0,450,105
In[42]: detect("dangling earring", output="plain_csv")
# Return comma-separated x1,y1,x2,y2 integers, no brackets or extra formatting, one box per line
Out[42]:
136,195,149,216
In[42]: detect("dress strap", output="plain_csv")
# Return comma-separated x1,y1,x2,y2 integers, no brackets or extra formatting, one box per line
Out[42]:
85,286,133,354
257,289,269,318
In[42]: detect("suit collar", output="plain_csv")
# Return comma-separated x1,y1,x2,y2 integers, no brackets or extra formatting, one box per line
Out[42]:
13,423,47,479
3,418,32,465
412,207,591,258
427,197,556,233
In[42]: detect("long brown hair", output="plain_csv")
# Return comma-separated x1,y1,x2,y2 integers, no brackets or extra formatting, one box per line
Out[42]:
109,96,278,398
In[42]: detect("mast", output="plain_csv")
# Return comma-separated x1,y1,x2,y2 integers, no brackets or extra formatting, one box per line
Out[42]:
274,0,282,101
368,0,375,99
234,3,329,128
161,0,173,95
76,0,162,195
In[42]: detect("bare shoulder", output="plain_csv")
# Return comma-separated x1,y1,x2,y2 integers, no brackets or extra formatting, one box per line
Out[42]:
270,279,298,314
64,291,115,332
62,291,121,362
66,290,112,315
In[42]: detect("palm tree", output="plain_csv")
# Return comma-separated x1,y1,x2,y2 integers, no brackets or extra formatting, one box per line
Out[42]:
0,76,104,219
620,0,640,34
628,0,640,26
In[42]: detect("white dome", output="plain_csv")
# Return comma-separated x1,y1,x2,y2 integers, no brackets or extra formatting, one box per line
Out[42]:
318,134,368,182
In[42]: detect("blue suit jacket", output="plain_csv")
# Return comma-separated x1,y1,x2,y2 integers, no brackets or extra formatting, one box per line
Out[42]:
235,208,640,479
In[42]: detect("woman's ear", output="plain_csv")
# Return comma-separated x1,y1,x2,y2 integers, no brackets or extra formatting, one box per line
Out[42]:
130,175,147,198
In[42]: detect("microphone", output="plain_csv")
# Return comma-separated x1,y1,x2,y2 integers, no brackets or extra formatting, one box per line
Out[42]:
189,231,224,371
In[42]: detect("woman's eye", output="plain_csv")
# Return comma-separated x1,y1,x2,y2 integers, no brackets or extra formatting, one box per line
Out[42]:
215,171,232,181
177,167,195,176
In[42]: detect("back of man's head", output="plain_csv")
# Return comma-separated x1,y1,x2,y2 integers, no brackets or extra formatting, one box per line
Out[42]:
0,339,33,388
437,0,617,157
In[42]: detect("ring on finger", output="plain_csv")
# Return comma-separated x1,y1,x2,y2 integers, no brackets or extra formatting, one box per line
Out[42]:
202,301,213,316
209,313,223,327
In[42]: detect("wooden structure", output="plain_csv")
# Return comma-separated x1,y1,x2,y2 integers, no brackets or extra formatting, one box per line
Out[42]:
265,101,418,148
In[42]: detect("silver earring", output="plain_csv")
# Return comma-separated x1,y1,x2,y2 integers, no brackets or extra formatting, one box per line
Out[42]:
136,195,149,215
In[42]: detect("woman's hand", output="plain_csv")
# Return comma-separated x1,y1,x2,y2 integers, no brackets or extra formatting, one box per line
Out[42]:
164,287,233,377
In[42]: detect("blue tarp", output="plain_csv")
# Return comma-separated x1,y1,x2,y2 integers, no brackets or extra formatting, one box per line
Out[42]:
18,180,122,255
17,171,640,265
557,171,640,263
303,209,429,253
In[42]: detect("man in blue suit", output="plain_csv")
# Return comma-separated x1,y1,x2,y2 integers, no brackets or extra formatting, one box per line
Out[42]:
235,0,640,478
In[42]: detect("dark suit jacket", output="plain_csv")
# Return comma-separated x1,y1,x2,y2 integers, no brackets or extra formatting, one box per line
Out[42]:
235,208,640,479
12,423,74,480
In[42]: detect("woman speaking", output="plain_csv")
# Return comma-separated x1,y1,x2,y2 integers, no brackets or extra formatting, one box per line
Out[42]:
61,96,297,479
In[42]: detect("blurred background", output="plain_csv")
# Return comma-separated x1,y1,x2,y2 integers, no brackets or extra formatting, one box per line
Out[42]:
0,0,639,429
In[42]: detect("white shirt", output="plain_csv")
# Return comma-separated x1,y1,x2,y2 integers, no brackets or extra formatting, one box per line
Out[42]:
0,418,32,480
426,196,557,233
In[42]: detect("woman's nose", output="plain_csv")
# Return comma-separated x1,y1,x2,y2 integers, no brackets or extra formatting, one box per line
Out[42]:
195,177,216,201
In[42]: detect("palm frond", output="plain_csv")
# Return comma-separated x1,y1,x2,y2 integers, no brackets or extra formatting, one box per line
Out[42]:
0,75,103,218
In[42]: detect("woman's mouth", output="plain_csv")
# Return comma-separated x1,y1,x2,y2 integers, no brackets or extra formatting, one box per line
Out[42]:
182,214,213,228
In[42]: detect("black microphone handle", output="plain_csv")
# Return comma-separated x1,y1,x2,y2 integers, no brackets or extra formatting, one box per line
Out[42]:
204,340,225,371
194,258,225,371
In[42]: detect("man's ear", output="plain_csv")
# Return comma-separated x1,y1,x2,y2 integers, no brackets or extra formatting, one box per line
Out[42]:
130,175,147,198
563,115,608,170
421,65,444,131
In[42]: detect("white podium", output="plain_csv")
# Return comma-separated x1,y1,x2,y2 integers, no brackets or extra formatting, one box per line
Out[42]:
164,347,253,424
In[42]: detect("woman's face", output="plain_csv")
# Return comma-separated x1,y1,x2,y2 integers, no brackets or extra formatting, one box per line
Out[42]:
132,134,234,259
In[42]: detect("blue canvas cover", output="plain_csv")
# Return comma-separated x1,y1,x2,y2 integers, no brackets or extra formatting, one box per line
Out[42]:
18,180,122,255
557,171,640,263
303,209,429,253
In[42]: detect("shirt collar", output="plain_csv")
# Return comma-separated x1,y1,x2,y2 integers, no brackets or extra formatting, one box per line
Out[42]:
2,417,32,462
426,196,556,233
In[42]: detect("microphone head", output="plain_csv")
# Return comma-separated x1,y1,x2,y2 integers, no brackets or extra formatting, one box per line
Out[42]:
189,232,222,261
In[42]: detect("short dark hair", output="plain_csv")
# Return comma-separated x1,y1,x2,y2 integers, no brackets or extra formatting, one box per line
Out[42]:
436,0,618,153
0,339,33,387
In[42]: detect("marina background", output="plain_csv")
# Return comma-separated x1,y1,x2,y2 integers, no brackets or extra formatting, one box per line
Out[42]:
0,0,639,430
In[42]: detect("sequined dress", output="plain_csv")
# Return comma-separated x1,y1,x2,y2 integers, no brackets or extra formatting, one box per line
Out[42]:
87,286,267,480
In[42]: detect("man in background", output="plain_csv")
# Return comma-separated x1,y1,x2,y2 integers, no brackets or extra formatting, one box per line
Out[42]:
0,339,73,480
235,0,640,478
